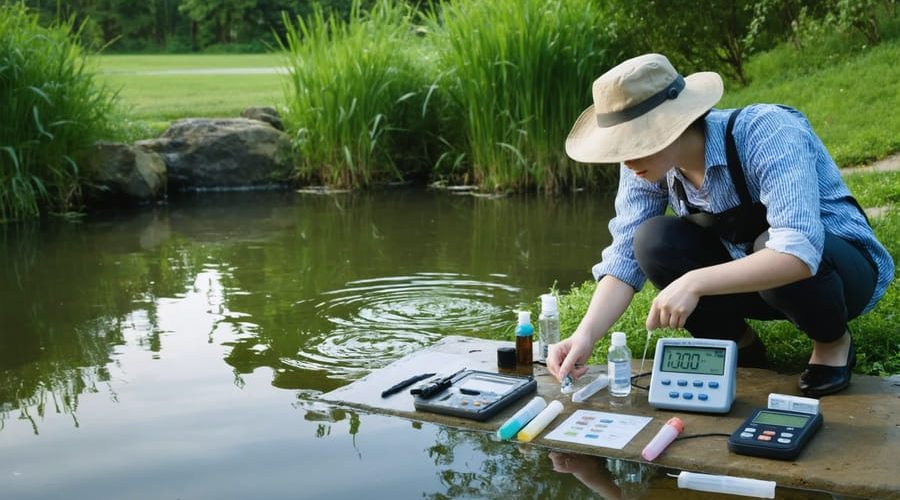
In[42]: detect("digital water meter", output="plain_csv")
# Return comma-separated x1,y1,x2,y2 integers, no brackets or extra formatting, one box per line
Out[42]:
648,338,737,413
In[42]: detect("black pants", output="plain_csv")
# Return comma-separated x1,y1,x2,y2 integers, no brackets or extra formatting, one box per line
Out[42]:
633,216,877,343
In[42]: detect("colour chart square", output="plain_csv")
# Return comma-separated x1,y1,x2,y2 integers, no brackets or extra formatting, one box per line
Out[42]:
544,410,652,450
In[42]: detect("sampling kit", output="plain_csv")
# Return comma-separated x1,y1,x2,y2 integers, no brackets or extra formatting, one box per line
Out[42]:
377,294,828,498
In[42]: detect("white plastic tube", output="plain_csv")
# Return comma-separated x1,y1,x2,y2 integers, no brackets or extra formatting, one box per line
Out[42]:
516,400,564,442
676,471,775,498
641,417,683,461
571,374,609,403
497,396,546,440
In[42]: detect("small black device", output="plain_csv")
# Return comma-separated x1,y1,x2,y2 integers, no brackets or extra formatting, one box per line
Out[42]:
728,408,823,460
412,369,536,421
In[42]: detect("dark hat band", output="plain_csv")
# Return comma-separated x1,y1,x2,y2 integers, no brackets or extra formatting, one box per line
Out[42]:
595,75,685,128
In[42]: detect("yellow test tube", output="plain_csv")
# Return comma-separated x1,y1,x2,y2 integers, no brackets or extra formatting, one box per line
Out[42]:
516,400,564,442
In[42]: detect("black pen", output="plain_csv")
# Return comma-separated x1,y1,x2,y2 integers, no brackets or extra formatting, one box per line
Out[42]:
381,372,437,398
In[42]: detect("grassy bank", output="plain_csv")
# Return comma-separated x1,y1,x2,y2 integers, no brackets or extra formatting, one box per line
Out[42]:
94,54,284,133
721,31,900,167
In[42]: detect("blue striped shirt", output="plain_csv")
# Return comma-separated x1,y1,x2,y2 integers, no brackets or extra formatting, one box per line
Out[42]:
592,104,894,313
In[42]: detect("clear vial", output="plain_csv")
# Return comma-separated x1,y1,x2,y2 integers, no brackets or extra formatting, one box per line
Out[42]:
537,294,560,362
608,331,632,398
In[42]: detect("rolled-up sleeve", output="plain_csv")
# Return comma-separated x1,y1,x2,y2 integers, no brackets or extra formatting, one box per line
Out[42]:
592,164,668,291
742,106,824,274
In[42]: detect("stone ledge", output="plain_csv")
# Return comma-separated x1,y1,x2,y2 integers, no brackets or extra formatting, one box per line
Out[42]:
323,336,900,499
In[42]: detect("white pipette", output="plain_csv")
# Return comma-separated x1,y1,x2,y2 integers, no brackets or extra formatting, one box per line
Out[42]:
639,328,653,376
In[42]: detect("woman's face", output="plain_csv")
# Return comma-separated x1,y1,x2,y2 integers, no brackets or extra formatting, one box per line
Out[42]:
623,140,680,183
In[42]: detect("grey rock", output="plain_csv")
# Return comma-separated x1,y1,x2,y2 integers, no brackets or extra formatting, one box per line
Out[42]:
87,142,166,201
138,118,293,191
241,106,284,131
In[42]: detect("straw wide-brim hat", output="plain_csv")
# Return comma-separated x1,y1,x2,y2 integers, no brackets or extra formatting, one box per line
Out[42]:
565,53,723,164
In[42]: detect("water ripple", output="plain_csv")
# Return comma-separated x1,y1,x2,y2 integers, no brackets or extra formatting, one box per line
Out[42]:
288,273,520,378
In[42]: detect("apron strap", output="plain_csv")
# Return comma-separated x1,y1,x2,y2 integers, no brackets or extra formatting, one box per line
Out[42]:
724,108,753,208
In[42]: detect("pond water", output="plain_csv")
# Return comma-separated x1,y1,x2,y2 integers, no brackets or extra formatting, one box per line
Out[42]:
0,190,839,499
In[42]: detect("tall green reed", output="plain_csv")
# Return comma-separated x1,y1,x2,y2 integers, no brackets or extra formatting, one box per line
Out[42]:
280,0,439,188
427,0,621,192
0,4,117,221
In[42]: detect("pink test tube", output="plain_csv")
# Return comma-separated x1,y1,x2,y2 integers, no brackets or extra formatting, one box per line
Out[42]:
641,417,684,461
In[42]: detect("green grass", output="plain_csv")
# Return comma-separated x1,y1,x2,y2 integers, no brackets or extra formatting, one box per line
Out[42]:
96,54,282,73
426,0,618,192
280,0,438,187
0,4,117,221
720,32,900,167
93,54,284,131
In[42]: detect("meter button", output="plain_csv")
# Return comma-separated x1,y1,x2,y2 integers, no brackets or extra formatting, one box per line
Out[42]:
762,430,776,436
757,435,772,441
661,379,671,386
780,432,794,438
777,438,791,444
682,392,693,400
708,381,719,389
677,380,688,386
743,428,756,433
698,393,708,401
740,432,754,439
669,391,680,398
692,380,703,387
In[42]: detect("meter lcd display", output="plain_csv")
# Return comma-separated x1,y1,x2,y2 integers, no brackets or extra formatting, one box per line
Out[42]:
660,346,726,375
751,410,811,428
459,375,515,395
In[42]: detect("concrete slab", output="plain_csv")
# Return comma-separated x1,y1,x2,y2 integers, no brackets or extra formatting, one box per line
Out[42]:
322,336,900,499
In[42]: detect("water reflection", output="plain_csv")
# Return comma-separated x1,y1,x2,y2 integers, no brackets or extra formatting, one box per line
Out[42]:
0,190,626,498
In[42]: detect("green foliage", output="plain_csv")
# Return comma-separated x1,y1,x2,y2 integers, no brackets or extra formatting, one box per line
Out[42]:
280,0,438,187
721,34,900,166
0,4,118,221
426,0,618,192
612,0,763,85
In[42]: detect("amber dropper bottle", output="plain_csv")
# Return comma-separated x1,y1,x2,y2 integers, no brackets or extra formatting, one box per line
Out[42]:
515,311,534,368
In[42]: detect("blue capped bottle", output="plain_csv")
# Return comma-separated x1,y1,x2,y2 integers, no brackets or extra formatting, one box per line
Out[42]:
515,311,534,368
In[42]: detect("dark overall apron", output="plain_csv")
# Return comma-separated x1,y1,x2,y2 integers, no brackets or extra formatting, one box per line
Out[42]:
671,108,870,245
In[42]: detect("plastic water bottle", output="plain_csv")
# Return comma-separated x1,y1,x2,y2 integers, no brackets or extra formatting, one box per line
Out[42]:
537,294,560,362
608,331,632,398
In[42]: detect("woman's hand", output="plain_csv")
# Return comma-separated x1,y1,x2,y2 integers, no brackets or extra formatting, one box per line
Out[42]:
547,333,594,382
646,272,701,330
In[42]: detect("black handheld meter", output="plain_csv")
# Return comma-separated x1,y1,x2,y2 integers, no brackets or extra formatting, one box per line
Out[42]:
413,370,536,421
728,408,823,460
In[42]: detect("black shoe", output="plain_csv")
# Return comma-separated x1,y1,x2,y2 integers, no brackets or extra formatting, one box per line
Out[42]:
738,337,769,369
798,337,856,398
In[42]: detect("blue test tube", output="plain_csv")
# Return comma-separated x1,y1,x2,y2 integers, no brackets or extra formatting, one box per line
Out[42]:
496,396,547,440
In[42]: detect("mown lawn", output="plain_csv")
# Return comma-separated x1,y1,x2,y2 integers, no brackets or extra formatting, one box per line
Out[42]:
94,54,286,130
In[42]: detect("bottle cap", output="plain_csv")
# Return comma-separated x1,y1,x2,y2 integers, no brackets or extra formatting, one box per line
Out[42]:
497,346,516,369
611,331,626,347
517,310,532,325
540,294,558,314
666,417,684,433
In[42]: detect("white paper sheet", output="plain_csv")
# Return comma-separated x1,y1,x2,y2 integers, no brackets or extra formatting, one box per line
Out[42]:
544,410,652,449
